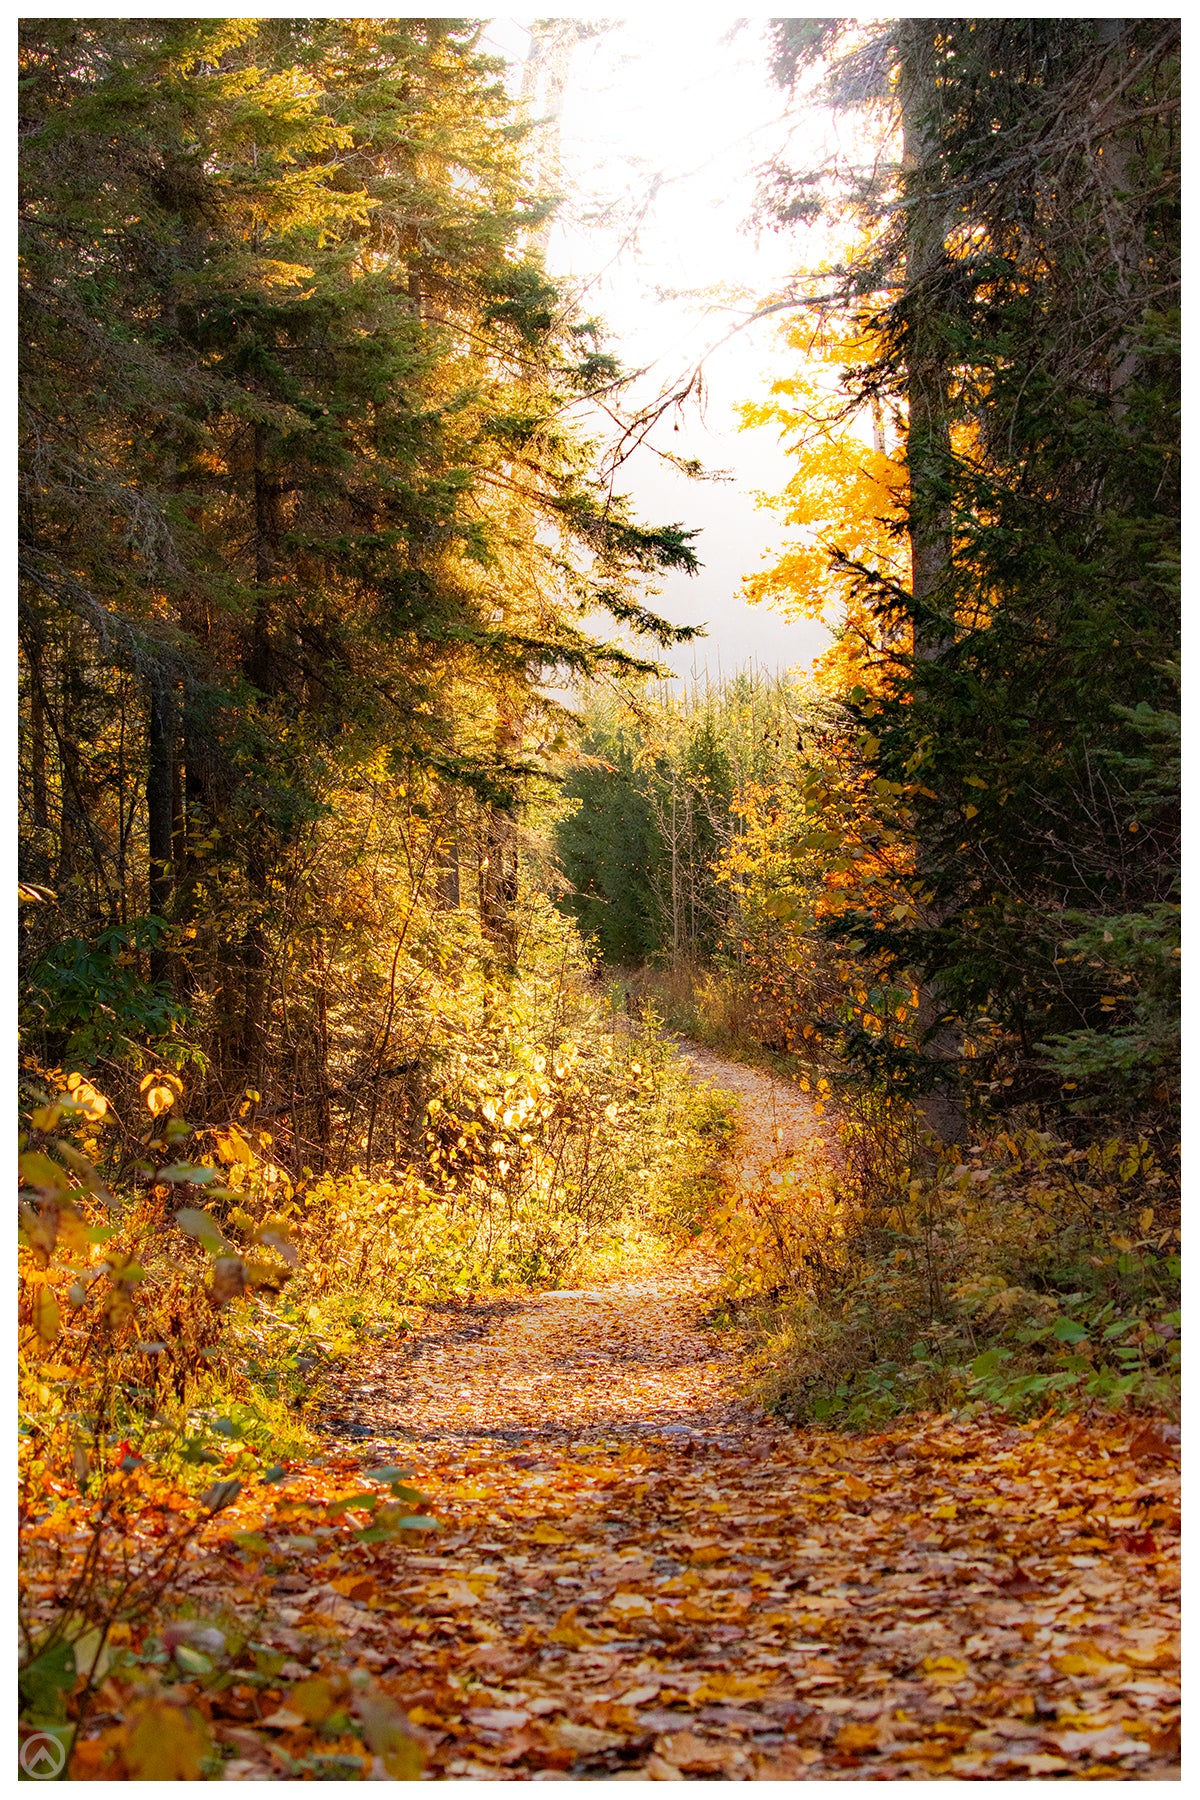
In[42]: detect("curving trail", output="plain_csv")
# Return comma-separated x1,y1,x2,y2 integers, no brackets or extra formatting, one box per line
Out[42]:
203,1048,1179,1780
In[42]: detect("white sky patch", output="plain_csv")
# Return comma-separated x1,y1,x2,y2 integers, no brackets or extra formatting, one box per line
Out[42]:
486,16,841,684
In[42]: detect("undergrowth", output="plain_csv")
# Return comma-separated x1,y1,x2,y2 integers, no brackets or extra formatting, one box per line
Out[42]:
709,1097,1180,1429
18,915,728,1759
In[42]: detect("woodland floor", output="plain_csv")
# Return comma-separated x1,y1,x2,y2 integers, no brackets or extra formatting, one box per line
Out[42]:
162,1050,1178,1780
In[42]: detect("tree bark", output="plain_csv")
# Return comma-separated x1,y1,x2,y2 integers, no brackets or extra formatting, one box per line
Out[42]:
28,648,49,833
898,23,967,1147
147,683,174,985
246,423,279,693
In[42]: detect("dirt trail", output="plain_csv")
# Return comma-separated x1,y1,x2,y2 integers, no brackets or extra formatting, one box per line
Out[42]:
206,1048,1179,1780
319,1044,815,1461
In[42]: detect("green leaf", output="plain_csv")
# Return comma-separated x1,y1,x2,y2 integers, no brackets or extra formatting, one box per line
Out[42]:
174,1645,214,1676
175,1207,228,1254
19,1641,76,1721
355,1516,438,1542
1052,1317,1089,1343
157,1164,219,1184
231,1531,270,1554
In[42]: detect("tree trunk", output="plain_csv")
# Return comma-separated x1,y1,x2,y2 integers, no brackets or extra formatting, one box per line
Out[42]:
436,790,461,908
246,423,278,693
29,649,49,833
899,23,966,1147
314,972,332,1168
147,683,174,985
899,22,954,661
1092,19,1141,405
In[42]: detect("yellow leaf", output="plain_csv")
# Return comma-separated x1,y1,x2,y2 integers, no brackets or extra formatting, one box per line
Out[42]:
842,1474,872,1502
32,1286,61,1343
289,1676,338,1724
691,1672,769,1704
1052,1643,1128,1678
123,1698,209,1779
931,1501,957,1520
532,1522,567,1544
609,1592,653,1616
330,1575,376,1603
922,1654,970,1686
215,1125,258,1167
549,1605,597,1647
836,1721,880,1752
65,1078,109,1120
19,1152,68,1197
1123,1639,1177,1670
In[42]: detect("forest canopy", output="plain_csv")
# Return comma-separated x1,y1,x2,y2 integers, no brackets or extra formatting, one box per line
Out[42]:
17,19,1179,1780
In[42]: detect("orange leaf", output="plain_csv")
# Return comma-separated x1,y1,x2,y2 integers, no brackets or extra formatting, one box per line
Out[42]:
836,1721,880,1752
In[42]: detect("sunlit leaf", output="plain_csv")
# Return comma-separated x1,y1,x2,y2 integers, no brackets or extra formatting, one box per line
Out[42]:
32,1286,61,1343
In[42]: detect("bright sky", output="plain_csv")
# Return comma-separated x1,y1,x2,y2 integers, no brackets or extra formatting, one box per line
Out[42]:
485,16,837,684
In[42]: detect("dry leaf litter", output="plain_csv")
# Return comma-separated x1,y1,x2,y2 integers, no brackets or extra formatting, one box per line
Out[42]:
55,1050,1180,1780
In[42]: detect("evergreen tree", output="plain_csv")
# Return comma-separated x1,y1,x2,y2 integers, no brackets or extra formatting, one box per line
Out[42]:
18,18,699,1108
759,19,1180,1141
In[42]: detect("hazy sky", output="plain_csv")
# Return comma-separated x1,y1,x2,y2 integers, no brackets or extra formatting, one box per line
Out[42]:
486,17,836,684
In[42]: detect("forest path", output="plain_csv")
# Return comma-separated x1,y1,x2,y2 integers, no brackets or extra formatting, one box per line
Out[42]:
207,1048,1179,1780
317,1042,823,1464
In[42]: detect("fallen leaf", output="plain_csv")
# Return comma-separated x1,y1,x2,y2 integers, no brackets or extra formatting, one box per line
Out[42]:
123,1699,210,1778
1052,1642,1128,1678
835,1720,879,1752
469,1707,529,1731
656,1729,734,1772
922,1654,971,1686
549,1720,625,1754
1049,1726,1150,1759
549,1606,598,1647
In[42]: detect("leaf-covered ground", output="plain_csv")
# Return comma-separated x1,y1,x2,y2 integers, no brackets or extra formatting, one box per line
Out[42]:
57,1053,1180,1780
